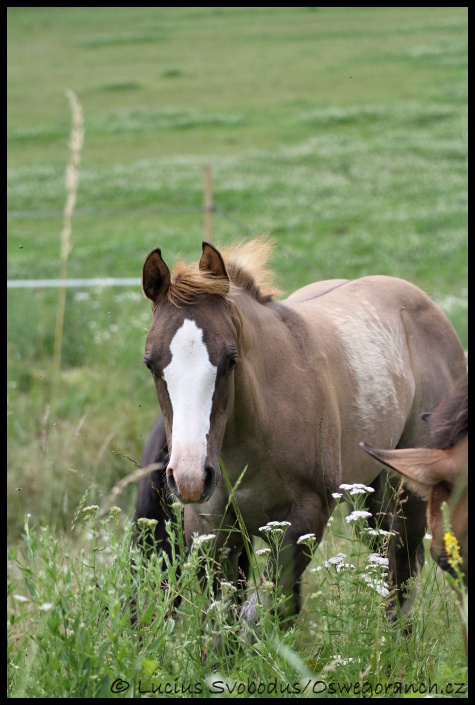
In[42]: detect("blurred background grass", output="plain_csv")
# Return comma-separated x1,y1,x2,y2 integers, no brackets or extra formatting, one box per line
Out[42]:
7,7,467,541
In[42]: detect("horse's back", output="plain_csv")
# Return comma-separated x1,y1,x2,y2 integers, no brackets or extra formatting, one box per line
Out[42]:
284,274,466,450
285,279,348,302
288,274,465,374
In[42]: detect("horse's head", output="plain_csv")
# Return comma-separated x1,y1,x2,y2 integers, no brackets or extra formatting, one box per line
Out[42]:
142,242,238,504
360,435,468,587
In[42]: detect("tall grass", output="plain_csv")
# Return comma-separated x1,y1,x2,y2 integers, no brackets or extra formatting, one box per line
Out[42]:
7,485,467,698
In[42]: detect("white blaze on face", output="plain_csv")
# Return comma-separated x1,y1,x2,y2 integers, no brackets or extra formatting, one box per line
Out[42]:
163,318,217,482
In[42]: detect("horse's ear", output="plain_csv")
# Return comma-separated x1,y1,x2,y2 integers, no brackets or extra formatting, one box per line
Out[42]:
199,241,229,280
142,248,170,303
359,441,460,487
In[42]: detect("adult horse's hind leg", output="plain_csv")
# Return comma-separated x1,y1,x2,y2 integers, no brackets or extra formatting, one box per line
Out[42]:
366,470,427,622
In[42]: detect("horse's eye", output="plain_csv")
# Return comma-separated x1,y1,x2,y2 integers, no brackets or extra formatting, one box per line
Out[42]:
228,355,238,370
144,359,154,374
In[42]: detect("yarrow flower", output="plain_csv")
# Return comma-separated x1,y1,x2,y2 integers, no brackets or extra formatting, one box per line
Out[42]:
345,510,372,523
297,533,317,545
444,531,463,570
192,533,216,546
259,521,291,536
39,602,53,612
260,521,291,529
366,553,389,567
336,562,356,573
323,553,355,572
324,552,347,568
363,527,396,538
339,483,375,494
13,594,29,603
362,574,390,597
256,547,271,556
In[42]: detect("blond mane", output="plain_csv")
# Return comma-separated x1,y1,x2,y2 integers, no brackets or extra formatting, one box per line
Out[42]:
167,236,280,305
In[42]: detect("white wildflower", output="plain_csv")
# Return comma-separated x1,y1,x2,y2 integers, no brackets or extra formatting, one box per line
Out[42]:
363,527,396,538
339,482,375,494
297,533,316,545
324,552,347,568
192,533,216,546
259,524,285,535
345,510,372,523
367,553,389,567
260,521,291,529
362,574,390,597
256,548,271,556
39,602,53,612
336,562,356,573
13,594,29,603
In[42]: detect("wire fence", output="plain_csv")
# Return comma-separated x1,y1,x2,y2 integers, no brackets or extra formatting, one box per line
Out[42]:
7,199,257,289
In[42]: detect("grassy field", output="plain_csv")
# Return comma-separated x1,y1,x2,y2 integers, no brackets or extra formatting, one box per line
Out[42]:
7,7,467,698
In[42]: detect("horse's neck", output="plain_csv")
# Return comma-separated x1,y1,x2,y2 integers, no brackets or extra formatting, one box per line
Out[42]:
230,294,307,419
232,294,294,363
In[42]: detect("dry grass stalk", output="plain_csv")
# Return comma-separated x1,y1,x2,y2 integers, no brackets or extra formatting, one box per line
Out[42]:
51,90,84,402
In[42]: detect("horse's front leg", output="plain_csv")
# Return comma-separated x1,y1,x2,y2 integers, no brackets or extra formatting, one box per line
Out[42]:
184,506,249,630
192,539,249,661
184,504,248,584
239,499,331,635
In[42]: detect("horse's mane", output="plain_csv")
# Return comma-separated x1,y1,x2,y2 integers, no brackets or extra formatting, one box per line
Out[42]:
167,236,280,305
426,375,468,449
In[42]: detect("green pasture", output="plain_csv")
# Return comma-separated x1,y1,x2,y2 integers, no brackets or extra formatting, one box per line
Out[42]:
7,7,468,697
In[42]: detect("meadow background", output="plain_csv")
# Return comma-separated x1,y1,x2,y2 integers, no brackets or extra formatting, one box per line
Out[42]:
7,7,467,698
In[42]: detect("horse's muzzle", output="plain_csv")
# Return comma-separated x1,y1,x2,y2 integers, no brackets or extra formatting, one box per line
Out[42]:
436,553,456,577
166,465,216,504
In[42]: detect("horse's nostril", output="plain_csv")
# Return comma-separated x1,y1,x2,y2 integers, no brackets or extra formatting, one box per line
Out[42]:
202,466,215,499
438,554,453,574
167,469,179,497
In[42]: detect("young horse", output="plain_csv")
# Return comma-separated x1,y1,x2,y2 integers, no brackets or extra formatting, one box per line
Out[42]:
137,237,467,631
360,375,468,653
